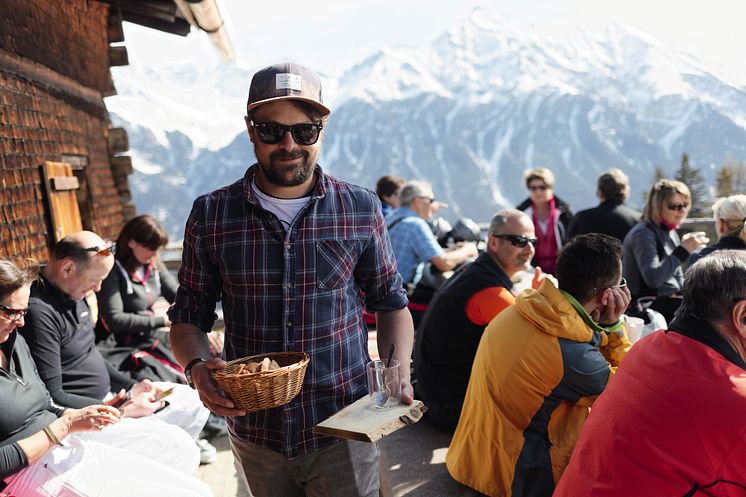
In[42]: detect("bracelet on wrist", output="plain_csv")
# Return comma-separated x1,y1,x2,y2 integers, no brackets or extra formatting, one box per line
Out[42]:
42,425,62,446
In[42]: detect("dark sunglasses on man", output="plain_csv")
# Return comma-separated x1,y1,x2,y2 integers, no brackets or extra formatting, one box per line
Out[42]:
492,234,538,248
0,303,30,322
248,119,323,146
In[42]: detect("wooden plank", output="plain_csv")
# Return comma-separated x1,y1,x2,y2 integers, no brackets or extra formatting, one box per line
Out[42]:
50,176,80,191
314,397,427,443
42,162,83,242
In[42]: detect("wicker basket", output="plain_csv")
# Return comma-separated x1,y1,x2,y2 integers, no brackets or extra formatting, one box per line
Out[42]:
211,352,309,412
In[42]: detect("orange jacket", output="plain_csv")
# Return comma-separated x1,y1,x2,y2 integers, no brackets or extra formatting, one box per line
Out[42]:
446,279,630,497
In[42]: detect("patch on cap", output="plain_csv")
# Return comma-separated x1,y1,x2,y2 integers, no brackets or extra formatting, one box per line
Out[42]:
275,73,302,92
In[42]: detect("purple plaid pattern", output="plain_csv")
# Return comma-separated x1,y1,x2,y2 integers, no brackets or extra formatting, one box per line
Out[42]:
169,164,407,458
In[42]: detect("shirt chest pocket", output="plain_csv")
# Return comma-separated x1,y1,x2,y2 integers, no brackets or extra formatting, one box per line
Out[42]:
316,240,359,290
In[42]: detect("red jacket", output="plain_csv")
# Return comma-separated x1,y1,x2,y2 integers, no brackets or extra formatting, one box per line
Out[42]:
554,317,746,497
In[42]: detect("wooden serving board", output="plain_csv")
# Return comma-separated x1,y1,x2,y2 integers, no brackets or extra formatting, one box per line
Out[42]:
314,397,427,442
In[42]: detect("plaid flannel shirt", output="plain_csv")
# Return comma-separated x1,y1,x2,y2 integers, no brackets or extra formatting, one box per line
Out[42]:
168,164,408,458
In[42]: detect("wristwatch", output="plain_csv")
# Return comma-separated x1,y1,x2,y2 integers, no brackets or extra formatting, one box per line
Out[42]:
184,358,207,389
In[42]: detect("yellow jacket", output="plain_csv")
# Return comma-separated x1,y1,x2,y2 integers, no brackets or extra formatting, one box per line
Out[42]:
446,279,629,497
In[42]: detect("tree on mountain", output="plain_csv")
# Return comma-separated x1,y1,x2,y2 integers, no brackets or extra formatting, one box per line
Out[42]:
674,153,708,217
715,159,746,198
716,164,735,198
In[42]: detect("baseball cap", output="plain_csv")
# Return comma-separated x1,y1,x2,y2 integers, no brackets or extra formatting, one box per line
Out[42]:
247,62,331,117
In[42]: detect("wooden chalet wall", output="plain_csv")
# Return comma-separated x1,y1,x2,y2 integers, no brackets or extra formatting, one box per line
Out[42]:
0,0,130,263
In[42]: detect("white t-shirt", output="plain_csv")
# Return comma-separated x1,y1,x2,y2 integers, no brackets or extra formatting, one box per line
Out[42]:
251,180,312,230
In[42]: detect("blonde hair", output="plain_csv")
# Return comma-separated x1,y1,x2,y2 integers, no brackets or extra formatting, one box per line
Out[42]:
523,167,555,189
642,179,691,223
712,194,746,242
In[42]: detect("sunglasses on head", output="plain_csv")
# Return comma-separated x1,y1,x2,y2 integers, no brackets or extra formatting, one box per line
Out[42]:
0,303,30,322
250,120,323,146
667,203,689,212
83,240,116,257
492,234,537,248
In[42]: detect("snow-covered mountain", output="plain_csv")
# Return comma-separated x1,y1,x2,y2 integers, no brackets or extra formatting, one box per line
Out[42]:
106,8,746,240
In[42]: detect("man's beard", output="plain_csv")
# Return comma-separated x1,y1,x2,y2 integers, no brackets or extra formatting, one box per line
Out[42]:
258,149,315,187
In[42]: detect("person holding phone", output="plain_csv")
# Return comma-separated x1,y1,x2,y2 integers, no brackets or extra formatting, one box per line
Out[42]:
0,259,211,496
19,232,211,458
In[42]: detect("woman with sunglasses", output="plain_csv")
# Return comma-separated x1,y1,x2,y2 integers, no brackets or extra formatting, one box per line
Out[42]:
95,215,188,383
689,194,746,266
516,167,573,275
623,179,708,323
0,259,211,496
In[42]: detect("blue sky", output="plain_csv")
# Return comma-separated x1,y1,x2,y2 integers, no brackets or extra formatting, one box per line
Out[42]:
122,0,746,81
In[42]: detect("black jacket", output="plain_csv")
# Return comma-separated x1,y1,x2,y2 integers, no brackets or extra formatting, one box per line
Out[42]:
414,252,513,406
568,199,640,242
688,235,746,266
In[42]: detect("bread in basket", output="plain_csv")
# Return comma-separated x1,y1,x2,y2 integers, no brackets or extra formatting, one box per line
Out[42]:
211,351,309,412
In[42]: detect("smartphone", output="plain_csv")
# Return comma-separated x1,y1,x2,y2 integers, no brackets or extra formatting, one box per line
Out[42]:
156,387,174,401
111,391,132,409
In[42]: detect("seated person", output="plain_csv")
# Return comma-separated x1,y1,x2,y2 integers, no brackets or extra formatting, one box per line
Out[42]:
568,168,640,242
96,214,190,383
689,193,746,265
387,180,478,286
414,209,539,432
447,234,631,497
555,251,746,496
20,232,214,460
0,259,211,497
375,174,405,218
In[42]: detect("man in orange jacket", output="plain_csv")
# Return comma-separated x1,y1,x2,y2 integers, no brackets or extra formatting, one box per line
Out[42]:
414,209,538,432
447,234,631,497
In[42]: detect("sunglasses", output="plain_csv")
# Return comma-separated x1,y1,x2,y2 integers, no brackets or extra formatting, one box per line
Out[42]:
250,121,323,146
667,203,689,212
83,240,116,257
492,234,537,248
594,277,628,291
528,184,548,192
0,303,30,322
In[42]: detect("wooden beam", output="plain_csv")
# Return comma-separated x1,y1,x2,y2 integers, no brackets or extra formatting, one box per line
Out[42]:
111,156,133,176
121,11,191,36
107,10,125,43
109,46,129,67
107,128,129,154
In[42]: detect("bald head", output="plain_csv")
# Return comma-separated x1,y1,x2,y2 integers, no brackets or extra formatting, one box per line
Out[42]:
45,231,114,300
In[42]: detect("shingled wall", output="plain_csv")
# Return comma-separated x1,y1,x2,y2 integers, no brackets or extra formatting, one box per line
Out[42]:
0,0,126,263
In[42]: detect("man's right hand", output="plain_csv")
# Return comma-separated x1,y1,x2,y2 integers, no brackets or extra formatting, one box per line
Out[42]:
192,358,247,417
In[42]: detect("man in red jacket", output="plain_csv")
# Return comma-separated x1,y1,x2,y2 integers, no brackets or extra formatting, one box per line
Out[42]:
555,249,746,497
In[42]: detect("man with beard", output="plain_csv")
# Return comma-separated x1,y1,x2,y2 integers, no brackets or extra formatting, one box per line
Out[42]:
414,209,538,433
167,62,414,497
